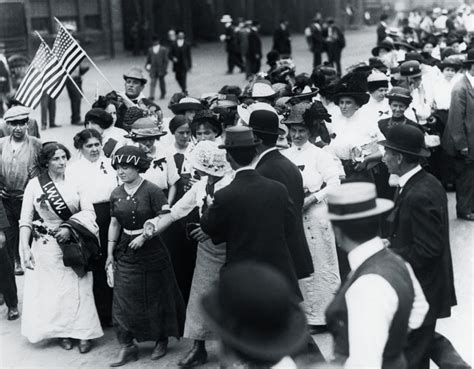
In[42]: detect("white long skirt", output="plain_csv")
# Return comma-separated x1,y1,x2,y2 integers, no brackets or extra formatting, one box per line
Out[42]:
21,235,103,343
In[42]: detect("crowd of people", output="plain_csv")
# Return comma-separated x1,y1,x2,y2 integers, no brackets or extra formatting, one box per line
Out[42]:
0,7,472,369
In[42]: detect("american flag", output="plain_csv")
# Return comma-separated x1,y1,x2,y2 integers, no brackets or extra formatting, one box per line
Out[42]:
14,42,65,109
49,25,86,98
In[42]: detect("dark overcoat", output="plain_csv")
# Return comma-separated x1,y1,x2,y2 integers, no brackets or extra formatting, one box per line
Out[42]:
200,170,301,299
255,149,314,279
442,74,474,160
385,170,456,325
146,45,169,77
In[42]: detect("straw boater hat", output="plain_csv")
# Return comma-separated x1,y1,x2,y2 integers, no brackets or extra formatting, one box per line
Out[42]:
251,79,278,99
124,116,167,140
170,97,204,114
379,124,430,157
123,67,147,84
201,262,308,363
188,140,230,177
325,182,394,220
219,126,261,149
3,106,30,122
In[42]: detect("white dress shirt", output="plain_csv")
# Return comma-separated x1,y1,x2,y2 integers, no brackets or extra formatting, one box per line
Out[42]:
344,237,428,369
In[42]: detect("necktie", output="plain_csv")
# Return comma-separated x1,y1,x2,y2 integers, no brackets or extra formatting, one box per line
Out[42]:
393,185,401,203
174,153,185,175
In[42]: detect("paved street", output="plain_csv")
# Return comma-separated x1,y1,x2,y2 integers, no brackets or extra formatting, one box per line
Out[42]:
0,26,472,368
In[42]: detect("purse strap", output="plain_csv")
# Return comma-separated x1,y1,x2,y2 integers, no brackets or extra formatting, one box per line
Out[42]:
38,172,73,221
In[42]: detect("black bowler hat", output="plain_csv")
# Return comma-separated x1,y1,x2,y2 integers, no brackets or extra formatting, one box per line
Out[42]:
218,126,261,149
248,103,279,135
379,124,430,157
201,262,308,363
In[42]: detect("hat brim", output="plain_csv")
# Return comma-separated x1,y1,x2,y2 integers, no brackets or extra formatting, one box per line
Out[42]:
251,127,280,136
201,289,308,363
325,198,394,220
122,75,147,84
334,92,370,106
218,138,262,149
124,132,168,139
371,46,393,56
379,140,431,157
170,102,204,114
188,157,229,177
393,42,416,52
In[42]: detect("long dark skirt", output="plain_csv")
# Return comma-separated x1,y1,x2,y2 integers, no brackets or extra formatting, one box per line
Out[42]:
92,202,113,326
113,234,185,343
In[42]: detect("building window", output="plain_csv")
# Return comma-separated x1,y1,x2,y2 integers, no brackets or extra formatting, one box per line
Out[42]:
31,17,51,34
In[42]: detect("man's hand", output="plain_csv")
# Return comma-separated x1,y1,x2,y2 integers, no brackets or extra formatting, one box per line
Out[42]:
0,230,5,249
190,227,210,242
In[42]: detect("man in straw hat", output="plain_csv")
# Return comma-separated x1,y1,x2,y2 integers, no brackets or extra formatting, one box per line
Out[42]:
442,48,474,221
380,124,456,369
324,182,428,368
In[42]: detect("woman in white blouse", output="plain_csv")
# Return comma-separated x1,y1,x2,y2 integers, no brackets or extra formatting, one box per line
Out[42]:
282,101,341,328
328,75,384,182
66,128,117,326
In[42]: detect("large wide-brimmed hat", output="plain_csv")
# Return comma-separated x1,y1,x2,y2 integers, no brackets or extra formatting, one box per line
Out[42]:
219,126,261,149
248,102,280,135
367,69,390,90
123,67,147,84
393,41,416,52
170,97,204,114
325,182,394,220
386,86,413,105
378,124,430,157
188,140,230,177
124,116,167,140
371,41,394,57
251,79,278,99
201,262,308,363
438,56,463,71
333,79,370,107
3,106,30,122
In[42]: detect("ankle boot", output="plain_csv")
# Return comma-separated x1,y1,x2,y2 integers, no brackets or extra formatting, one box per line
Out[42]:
110,343,138,367
178,340,208,367
151,338,168,360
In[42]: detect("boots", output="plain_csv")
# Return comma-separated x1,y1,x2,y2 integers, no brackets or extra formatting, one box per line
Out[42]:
110,343,138,367
150,338,168,360
178,340,208,367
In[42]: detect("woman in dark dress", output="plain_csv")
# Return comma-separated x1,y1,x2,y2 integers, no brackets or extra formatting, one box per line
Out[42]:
106,146,185,367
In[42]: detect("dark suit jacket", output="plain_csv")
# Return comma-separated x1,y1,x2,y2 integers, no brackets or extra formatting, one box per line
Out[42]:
377,23,387,43
442,74,474,160
272,27,291,56
200,169,301,299
146,45,169,77
385,170,456,324
169,42,192,72
247,29,262,60
255,149,314,279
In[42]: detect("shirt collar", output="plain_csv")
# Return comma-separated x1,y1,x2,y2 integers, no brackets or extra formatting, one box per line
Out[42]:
398,165,422,188
465,71,474,87
348,237,384,271
255,147,278,166
235,166,255,174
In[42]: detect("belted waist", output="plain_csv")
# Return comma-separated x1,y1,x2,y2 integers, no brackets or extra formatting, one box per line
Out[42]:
123,228,144,236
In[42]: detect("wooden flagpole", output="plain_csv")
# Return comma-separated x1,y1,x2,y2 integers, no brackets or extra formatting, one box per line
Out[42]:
35,31,92,106
54,17,137,107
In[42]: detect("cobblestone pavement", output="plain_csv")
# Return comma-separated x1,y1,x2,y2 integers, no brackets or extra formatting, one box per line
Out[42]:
0,26,472,368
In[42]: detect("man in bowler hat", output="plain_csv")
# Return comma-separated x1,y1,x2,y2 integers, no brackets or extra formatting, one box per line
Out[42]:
249,103,314,280
442,48,474,221
381,124,456,369
325,182,428,368
200,126,301,298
